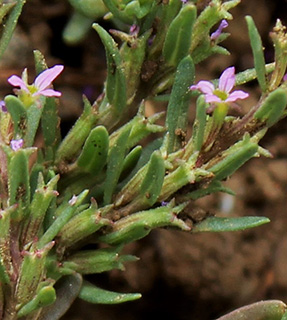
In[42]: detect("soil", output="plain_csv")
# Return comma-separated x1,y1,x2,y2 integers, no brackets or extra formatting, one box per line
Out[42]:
2,0,287,319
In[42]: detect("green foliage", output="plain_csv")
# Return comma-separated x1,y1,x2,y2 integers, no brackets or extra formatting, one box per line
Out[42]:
79,281,141,304
0,0,287,319
246,15,267,92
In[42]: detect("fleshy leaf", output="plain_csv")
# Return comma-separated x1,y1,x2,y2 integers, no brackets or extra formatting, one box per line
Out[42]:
166,56,195,153
193,216,270,233
77,125,109,174
38,274,83,320
216,300,286,320
254,88,287,127
79,280,141,304
163,4,196,67
246,16,267,92
93,23,127,117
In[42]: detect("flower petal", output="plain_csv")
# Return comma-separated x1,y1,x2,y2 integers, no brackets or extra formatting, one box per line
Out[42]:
0,101,7,112
10,139,24,151
190,80,215,94
205,94,221,103
210,19,229,41
8,75,29,92
225,90,249,102
218,66,235,93
34,89,62,97
34,65,64,91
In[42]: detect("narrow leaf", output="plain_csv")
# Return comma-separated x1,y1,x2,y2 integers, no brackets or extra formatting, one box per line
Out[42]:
193,216,270,233
77,125,109,174
93,23,127,116
4,95,27,137
56,96,98,163
166,56,195,153
163,4,196,67
246,16,267,91
192,95,207,151
217,300,286,320
79,281,141,304
0,0,25,59
254,88,287,127
140,151,165,206
103,127,131,205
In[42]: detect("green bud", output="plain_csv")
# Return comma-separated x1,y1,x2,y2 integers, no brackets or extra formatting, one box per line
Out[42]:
38,274,83,320
17,285,56,317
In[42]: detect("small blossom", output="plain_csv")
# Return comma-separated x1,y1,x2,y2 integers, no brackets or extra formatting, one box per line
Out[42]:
210,20,229,41
129,24,139,36
8,65,64,99
181,0,188,3
69,195,78,206
283,73,287,81
0,101,7,112
10,139,23,151
189,66,249,104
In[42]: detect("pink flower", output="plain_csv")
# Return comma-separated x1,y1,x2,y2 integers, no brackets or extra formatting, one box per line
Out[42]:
10,139,23,151
189,67,249,104
210,20,228,41
0,101,7,112
8,65,64,98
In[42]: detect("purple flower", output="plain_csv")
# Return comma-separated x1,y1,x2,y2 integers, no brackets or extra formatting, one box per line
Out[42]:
189,67,249,104
129,24,139,36
10,139,23,151
8,65,64,98
210,20,228,41
181,0,188,3
0,101,7,112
